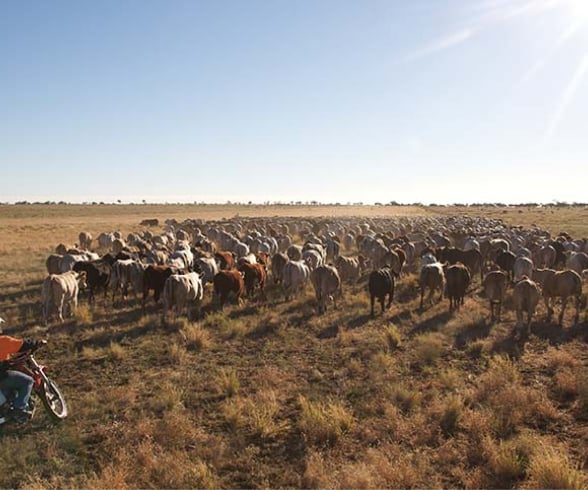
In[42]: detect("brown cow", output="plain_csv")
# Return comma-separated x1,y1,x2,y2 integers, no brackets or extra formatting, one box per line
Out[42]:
215,251,236,270
237,262,267,300
213,270,245,308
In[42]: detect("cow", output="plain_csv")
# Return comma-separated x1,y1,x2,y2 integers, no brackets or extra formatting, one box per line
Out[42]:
495,251,517,282
237,262,267,300
110,259,145,306
303,248,324,272
311,265,341,314
566,252,588,275
335,255,363,284
438,247,483,281
282,260,310,301
194,256,219,286
513,256,534,283
444,263,471,312
73,259,111,304
215,251,236,270
46,254,63,275
482,270,508,322
41,271,87,325
368,267,395,317
419,262,445,310
286,244,303,261
270,252,289,284
142,265,178,308
213,270,245,308
541,269,583,325
162,271,204,322
140,218,160,227
512,277,541,338
78,231,93,250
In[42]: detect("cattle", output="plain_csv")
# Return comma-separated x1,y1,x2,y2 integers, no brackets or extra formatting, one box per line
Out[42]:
287,244,303,261
282,260,310,301
512,277,541,337
303,248,324,271
419,262,445,310
311,265,341,314
270,252,289,284
140,218,160,227
142,265,178,308
482,270,508,322
495,251,516,282
167,247,194,271
78,231,93,250
215,251,236,270
73,260,111,303
368,267,395,317
513,256,534,283
536,244,557,269
383,249,403,276
110,259,145,305
194,256,219,286
566,252,588,275
162,272,204,322
438,247,483,281
237,262,267,300
213,270,245,308
334,255,363,284
46,254,63,275
444,263,471,312
41,271,87,325
541,269,583,325
325,239,340,263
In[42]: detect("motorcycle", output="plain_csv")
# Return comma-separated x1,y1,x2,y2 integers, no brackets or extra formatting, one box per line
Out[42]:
0,341,68,425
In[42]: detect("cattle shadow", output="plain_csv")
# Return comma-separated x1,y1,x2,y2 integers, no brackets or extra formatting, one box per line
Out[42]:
454,319,492,349
491,332,525,359
410,311,452,336
346,314,371,330
228,304,261,320
245,321,280,340
317,324,339,339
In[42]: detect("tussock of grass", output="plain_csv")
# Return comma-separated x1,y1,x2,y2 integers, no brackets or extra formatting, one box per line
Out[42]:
223,390,288,439
382,323,402,350
108,341,126,361
298,395,354,447
526,444,588,489
178,321,211,351
216,367,240,398
412,332,445,365
74,303,93,325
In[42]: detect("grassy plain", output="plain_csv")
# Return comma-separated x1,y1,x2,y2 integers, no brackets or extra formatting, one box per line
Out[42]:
0,204,586,489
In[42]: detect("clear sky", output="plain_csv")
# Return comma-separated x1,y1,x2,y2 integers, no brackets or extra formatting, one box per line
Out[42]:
1,0,587,205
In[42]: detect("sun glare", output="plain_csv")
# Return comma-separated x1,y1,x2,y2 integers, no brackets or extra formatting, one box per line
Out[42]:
566,0,588,21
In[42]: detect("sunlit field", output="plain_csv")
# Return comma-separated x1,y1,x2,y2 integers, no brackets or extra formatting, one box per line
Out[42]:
0,204,586,489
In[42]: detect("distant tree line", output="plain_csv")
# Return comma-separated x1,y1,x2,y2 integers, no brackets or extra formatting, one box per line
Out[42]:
1,200,587,207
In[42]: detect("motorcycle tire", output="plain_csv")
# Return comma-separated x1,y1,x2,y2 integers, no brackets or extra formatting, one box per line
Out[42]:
38,378,68,421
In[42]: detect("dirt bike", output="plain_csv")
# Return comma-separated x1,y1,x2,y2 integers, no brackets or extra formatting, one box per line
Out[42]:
0,341,68,425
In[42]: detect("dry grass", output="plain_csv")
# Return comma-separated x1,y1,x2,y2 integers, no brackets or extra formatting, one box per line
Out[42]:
0,204,586,488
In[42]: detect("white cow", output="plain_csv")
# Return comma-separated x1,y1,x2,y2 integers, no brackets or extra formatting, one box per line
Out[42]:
162,272,204,322
513,256,534,282
282,260,310,300
41,271,87,325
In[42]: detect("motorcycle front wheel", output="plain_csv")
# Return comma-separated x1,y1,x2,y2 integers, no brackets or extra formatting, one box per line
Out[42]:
38,378,68,421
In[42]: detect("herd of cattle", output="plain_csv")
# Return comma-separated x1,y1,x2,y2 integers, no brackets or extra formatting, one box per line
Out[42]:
39,215,588,336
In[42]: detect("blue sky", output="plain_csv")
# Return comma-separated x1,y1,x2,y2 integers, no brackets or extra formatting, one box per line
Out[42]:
1,0,587,204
